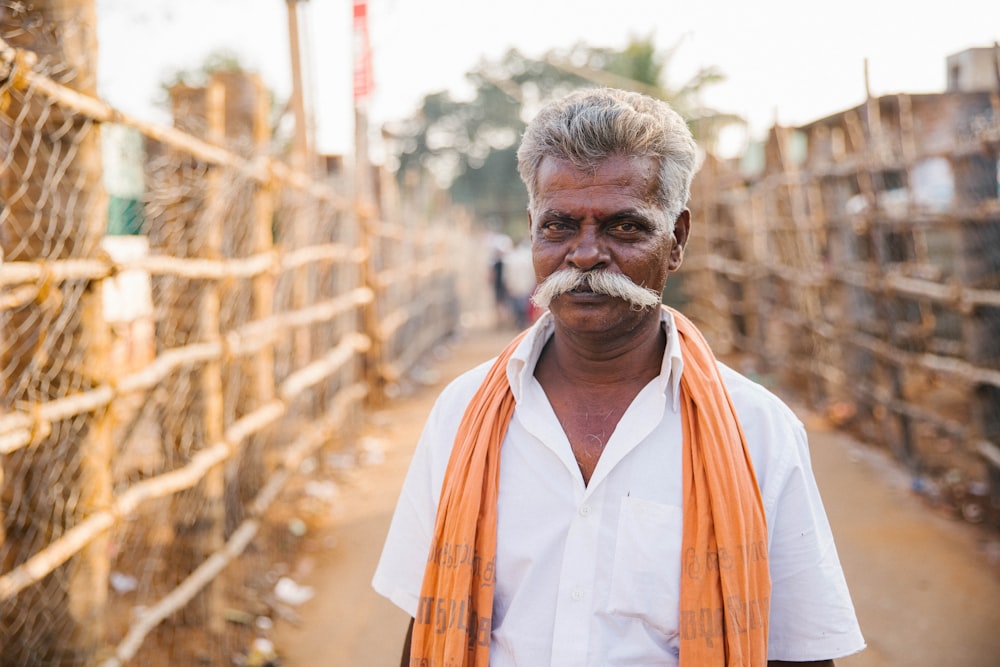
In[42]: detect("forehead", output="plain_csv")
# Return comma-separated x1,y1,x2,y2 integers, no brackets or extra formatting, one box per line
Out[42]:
533,155,661,210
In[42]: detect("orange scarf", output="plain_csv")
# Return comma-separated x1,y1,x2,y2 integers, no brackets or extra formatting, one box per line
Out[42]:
411,307,770,665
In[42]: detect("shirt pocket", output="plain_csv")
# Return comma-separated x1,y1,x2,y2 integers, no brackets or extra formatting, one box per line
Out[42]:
606,496,683,637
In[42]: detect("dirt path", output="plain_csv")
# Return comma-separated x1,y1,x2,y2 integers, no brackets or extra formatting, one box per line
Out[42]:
271,326,1000,667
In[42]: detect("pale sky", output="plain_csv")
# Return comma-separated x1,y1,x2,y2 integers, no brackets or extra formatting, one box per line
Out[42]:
96,0,1000,159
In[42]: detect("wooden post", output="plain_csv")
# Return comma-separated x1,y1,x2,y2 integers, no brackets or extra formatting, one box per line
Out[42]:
195,76,227,638
212,70,275,510
351,0,382,405
147,77,231,639
686,154,732,351
748,183,771,369
250,76,277,474
0,0,110,662
897,94,935,344
355,105,384,407
72,258,114,653
776,125,828,404
284,1,317,383
285,0,310,174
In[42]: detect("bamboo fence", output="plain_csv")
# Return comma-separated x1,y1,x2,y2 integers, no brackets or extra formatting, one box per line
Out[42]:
0,30,475,667
685,85,1000,527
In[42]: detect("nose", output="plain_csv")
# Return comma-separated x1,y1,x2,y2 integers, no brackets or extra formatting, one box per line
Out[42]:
566,226,608,271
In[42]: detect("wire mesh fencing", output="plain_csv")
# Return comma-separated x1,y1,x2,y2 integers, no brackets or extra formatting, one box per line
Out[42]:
0,16,474,666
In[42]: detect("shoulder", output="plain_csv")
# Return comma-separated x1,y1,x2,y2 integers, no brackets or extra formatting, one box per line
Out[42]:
396,357,500,515
717,361,804,435
435,357,495,409
716,361,811,501
420,357,496,448
419,329,536,464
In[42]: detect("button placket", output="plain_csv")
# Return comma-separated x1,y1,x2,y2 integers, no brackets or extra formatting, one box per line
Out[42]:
550,489,603,664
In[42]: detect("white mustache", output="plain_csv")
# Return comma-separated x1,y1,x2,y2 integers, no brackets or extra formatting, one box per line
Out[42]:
531,268,662,310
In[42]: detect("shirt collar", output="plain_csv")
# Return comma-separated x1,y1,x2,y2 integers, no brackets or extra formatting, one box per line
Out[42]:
506,307,685,412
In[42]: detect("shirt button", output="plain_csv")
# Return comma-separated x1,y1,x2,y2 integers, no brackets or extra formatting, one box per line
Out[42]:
578,504,592,517
571,588,584,601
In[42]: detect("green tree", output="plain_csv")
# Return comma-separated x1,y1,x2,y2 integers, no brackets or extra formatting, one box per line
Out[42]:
385,35,742,235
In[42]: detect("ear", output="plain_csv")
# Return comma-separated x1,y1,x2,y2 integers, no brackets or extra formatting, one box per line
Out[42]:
527,208,535,239
667,209,690,271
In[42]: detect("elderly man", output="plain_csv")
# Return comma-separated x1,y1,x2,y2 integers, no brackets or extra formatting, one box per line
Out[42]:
373,88,865,666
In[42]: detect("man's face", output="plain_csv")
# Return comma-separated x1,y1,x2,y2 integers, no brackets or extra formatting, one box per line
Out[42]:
528,154,689,335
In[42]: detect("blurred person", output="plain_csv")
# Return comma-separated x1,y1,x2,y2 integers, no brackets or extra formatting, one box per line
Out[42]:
373,88,865,666
487,232,513,329
502,238,537,329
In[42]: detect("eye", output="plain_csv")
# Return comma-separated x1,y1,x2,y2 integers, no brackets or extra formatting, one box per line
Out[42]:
610,220,644,235
540,219,575,236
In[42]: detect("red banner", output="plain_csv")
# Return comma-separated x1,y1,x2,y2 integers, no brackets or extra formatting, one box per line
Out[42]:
353,0,373,102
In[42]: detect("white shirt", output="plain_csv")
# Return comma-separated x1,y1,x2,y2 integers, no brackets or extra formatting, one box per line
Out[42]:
373,310,865,665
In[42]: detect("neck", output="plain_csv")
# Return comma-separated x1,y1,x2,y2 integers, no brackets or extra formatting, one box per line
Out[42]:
539,309,666,387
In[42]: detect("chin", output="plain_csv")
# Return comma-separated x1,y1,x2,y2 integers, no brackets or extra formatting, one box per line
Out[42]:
550,301,650,333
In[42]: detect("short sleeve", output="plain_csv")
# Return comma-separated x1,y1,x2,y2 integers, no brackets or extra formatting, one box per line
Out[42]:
371,362,492,616
719,363,866,661
370,402,441,616
764,419,867,660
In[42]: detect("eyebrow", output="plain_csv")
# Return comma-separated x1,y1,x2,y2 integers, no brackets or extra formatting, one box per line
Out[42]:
537,207,650,222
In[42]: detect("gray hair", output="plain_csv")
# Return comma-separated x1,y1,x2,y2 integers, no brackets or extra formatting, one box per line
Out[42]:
516,88,698,225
